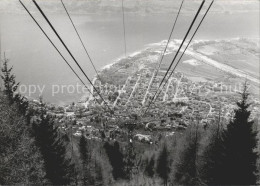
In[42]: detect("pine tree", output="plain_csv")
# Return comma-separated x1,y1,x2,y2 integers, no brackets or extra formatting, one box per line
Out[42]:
221,82,258,185
156,144,170,186
104,141,125,180
173,124,201,185
33,108,75,185
124,138,137,179
1,57,28,114
94,159,104,186
201,119,225,185
1,57,19,103
79,134,92,185
144,155,155,178
95,145,114,185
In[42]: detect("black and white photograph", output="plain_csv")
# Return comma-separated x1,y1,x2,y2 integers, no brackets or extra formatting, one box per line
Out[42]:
0,0,259,185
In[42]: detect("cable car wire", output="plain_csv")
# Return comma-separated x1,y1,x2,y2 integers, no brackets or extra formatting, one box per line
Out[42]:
171,0,215,75
18,0,103,105
151,0,215,111
121,0,127,57
142,0,205,116
138,0,185,114
60,0,102,81
32,0,113,113
154,0,185,76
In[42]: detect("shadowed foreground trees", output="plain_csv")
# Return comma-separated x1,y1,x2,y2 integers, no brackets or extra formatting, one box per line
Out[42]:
173,124,202,185
0,94,45,184
0,58,45,184
144,155,155,178
32,107,76,185
156,144,170,186
220,83,258,185
201,83,258,185
104,141,126,180
79,134,96,185
200,121,225,185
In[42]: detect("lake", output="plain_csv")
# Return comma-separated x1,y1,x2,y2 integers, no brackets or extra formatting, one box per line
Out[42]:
0,11,259,104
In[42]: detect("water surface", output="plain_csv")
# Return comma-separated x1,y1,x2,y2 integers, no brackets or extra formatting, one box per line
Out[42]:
0,11,259,104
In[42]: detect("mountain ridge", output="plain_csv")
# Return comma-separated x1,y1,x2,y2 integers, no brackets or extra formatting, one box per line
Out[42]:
0,0,259,14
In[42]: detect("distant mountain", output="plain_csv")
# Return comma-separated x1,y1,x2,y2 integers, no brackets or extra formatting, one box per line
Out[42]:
0,0,259,14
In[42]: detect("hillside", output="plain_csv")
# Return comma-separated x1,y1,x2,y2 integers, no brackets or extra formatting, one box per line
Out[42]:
73,38,260,131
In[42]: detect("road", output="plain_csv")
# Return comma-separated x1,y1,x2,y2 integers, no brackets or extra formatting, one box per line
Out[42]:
184,48,260,84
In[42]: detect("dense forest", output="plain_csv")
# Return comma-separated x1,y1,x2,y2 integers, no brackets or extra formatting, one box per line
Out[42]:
0,58,259,185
